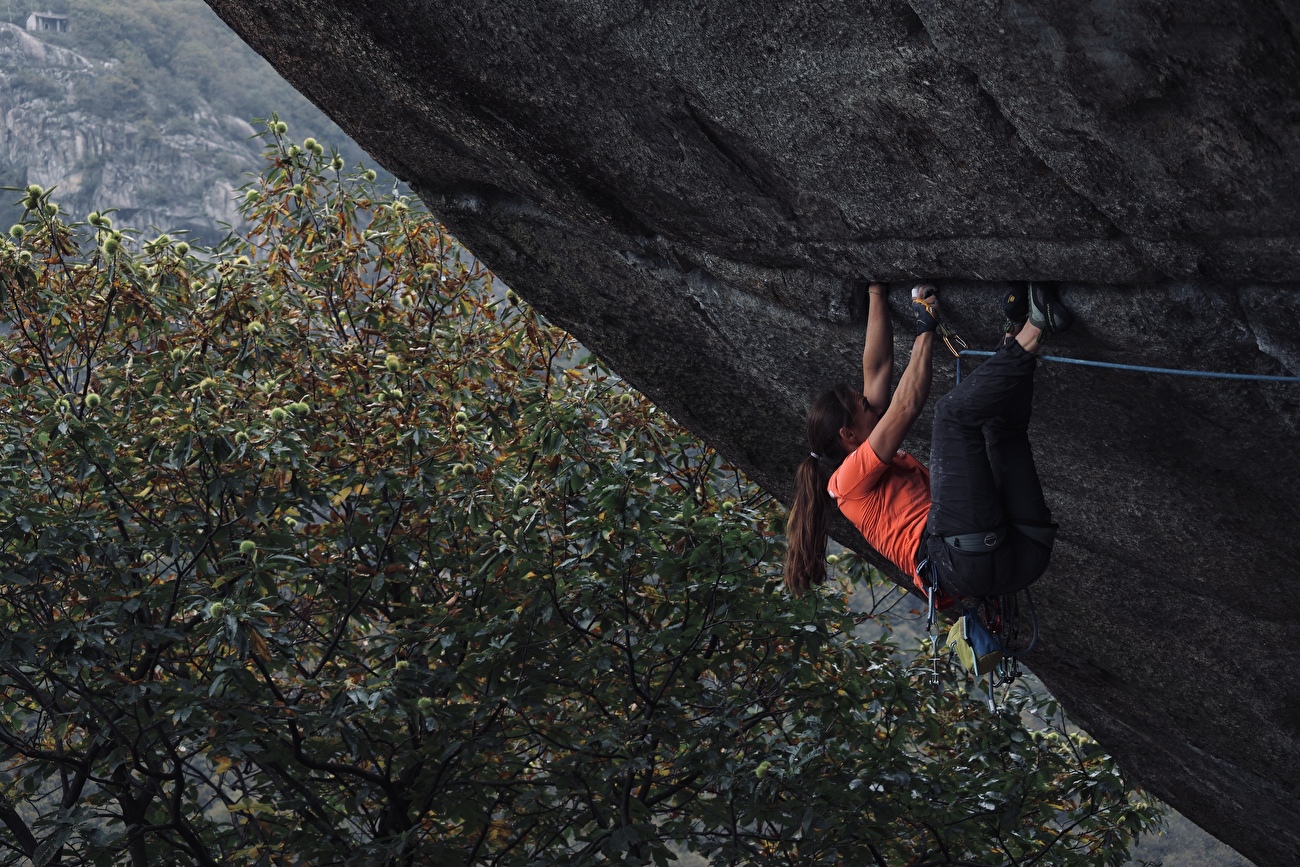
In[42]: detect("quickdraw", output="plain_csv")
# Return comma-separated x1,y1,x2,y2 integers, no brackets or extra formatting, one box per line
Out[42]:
921,557,1039,713
937,322,968,358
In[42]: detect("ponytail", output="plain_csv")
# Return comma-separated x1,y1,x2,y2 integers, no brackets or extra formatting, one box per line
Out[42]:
784,385,860,596
784,456,832,596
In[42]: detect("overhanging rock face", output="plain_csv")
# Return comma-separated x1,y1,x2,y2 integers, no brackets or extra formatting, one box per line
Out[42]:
203,1,1300,862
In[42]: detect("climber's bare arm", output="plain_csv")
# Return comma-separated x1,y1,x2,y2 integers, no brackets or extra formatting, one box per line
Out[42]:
867,331,934,462
862,283,893,412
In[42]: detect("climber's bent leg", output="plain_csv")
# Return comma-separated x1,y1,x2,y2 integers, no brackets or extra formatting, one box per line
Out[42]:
927,340,1036,536
926,378,1002,598
927,395,1000,541
927,341,1047,597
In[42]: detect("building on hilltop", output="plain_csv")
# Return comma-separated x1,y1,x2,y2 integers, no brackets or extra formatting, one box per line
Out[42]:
25,11,69,32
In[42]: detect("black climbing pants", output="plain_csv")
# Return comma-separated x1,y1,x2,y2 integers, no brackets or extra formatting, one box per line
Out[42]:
923,339,1055,598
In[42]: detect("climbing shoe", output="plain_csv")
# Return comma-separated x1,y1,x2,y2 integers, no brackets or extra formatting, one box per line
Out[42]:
1002,286,1028,334
1027,282,1073,336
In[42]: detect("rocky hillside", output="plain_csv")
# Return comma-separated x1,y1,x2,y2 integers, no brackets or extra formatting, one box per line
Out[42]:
0,0,391,245
0,22,259,244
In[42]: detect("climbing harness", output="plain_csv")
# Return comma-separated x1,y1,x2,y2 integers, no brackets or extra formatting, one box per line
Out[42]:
955,349,1300,385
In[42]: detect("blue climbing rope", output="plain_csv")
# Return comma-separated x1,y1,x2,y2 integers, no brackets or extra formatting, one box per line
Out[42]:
954,350,1300,385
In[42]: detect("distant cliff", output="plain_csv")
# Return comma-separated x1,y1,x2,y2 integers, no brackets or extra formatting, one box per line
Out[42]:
0,22,261,244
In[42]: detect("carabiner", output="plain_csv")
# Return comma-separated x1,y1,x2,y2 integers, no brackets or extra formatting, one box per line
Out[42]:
938,323,969,358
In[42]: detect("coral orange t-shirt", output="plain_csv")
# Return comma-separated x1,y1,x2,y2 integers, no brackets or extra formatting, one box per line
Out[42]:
828,443,931,582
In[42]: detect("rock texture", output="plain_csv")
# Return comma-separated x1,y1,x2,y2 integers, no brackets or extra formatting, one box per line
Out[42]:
0,23,258,244
201,1,1299,863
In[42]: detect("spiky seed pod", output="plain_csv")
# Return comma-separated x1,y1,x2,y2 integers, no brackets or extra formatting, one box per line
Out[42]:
84,392,101,409
513,483,527,498
363,169,377,182
198,377,217,392
233,255,251,267
43,202,57,216
287,145,301,158
417,697,433,710
505,289,518,304
330,155,344,171
291,184,305,198
268,407,287,423
384,354,402,372
174,241,189,256
8,224,25,240
87,211,100,226
25,184,43,197
208,601,225,617
303,137,317,152
454,410,468,423
234,431,248,443
239,540,256,555
310,142,324,157
53,398,70,414
391,201,408,214
454,423,468,435
149,416,163,426
244,189,260,204
246,321,264,335
273,121,288,135
17,250,31,265
170,347,186,361
100,236,118,256
618,393,634,406
153,234,171,249
290,402,310,415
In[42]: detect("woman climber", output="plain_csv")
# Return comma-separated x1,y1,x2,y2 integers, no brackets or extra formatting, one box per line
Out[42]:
784,282,1072,602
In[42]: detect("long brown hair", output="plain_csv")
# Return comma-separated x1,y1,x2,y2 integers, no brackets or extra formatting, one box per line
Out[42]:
784,385,861,596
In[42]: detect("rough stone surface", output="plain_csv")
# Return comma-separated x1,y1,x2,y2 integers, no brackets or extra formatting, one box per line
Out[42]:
201,1,1300,863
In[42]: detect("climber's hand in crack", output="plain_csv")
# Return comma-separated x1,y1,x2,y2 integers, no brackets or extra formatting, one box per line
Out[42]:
911,283,941,336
